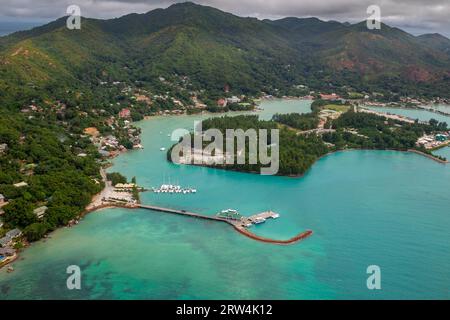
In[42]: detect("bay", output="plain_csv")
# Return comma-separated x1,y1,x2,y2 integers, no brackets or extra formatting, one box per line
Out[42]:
1,100,449,300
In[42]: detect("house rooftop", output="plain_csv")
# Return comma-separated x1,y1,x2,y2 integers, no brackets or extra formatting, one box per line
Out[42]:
33,206,48,219
115,183,136,189
34,206,48,211
13,181,28,188
0,237,10,247
5,228,22,239
0,248,15,256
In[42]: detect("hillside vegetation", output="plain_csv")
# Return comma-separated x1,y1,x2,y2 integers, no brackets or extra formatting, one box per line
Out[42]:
0,2,450,109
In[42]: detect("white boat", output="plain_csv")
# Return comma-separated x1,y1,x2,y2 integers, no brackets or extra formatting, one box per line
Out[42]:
152,182,197,195
222,209,238,214
160,147,166,151
253,217,266,224
271,213,280,219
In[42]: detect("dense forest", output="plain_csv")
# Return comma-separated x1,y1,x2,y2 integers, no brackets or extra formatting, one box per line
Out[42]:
272,113,319,130
1,2,450,110
169,115,329,176
0,112,103,241
323,111,448,152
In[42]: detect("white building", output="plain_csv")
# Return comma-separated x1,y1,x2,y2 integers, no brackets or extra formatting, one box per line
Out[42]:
0,143,7,155
227,96,241,104
115,183,136,190
13,181,28,188
33,206,48,219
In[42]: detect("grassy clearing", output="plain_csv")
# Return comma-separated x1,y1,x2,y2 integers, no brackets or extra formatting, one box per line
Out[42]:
323,104,350,112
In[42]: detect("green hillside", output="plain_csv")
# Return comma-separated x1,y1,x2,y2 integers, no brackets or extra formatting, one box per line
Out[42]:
1,1,450,108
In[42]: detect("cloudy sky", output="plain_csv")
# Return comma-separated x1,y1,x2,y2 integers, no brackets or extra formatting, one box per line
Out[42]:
0,0,449,37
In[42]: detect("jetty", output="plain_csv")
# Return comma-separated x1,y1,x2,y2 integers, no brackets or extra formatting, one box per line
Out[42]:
245,211,280,223
139,205,226,222
137,205,312,245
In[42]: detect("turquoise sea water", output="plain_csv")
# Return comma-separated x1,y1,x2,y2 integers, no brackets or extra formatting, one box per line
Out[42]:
434,146,450,159
1,100,449,299
430,104,450,114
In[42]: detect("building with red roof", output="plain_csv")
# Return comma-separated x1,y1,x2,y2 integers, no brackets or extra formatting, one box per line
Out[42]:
119,108,131,119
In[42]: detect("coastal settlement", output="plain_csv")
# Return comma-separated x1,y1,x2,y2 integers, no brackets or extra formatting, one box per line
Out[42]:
1,82,449,269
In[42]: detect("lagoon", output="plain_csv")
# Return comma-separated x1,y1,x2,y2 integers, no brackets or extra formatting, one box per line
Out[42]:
1,100,449,299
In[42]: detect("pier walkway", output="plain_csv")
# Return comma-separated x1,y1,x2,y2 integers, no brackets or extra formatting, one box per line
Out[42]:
137,205,312,245
138,205,228,222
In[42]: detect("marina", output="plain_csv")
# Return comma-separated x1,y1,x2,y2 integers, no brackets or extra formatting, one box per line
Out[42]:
151,184,197,194
216,209,281,227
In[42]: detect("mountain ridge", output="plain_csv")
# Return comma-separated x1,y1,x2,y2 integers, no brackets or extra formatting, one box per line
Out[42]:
1,1,450,107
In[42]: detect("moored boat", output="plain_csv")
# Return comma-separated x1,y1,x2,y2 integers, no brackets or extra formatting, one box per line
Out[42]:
253,217,266,224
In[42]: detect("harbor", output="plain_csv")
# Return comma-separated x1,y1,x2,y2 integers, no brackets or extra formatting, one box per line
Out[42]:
217,209,280,227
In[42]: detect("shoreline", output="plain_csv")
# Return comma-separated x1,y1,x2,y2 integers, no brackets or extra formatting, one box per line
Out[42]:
143,105,261,120
0,105,268,270
0,202,139,271
140,96,313,121
4,146,444,270
2,99,447,270
429,140,450,151
363,103,450,119
0,253,18,269
323,148,448,164
406,149,448,164
169,147,448,179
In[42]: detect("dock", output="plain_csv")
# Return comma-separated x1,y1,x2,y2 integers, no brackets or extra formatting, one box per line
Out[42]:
137,205,312,245
138,205,228,223
243,210,280,225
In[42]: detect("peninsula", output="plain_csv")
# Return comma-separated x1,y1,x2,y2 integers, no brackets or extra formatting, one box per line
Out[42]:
168,99,449,176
